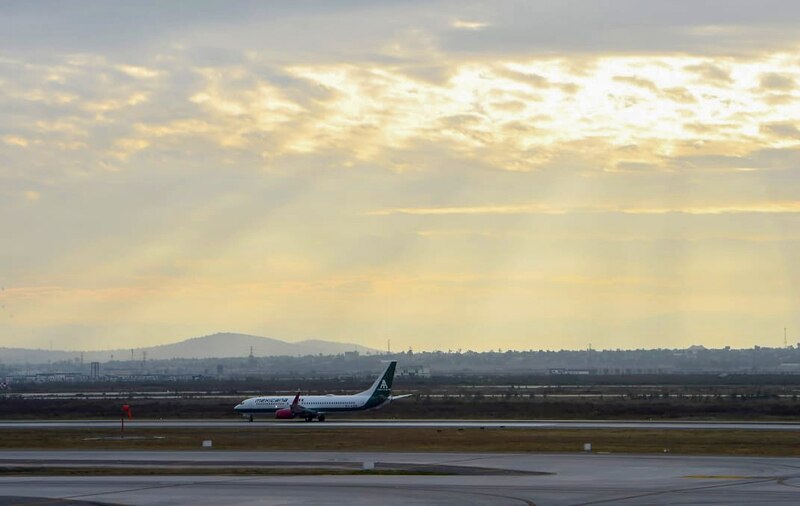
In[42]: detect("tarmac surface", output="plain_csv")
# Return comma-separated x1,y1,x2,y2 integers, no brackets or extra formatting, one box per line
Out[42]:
1,450,800,505
2,418,800,430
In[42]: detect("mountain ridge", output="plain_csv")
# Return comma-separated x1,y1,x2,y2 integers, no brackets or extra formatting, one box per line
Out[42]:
0,332,378,364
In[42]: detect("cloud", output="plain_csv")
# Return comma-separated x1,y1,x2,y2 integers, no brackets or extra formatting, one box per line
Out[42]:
663,87,697,103
371,202,800,216
496,68,551,87
613,75,659,92
112,138,150,160
23,190,41,201
2,135,28,147
3,36,800,182
440,1,800,56
684,62,732,83
762,93,796,106
451,20,489,31
115,64,161,79
759,72,795,90
5,1,800,63
761,122,800,139
3,2,800,351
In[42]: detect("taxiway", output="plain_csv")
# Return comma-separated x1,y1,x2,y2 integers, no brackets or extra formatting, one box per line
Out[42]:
1,450,799,505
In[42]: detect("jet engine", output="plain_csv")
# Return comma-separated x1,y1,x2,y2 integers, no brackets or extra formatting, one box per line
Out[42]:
275,408,294,419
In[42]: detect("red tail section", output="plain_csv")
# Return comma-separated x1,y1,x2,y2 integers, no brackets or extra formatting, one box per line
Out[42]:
290,391,304,415
276,392,303,419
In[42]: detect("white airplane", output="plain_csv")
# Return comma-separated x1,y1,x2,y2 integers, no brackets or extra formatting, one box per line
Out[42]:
233,360,411,422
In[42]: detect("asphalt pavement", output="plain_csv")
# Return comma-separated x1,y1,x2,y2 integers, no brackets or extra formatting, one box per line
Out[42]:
1,450,799,505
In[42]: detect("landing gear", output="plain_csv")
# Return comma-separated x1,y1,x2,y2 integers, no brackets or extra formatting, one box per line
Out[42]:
318,414,326,422
304,416,313,422
248,414,253,423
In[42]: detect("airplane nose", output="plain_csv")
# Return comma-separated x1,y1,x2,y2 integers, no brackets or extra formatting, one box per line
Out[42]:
234,403,244,411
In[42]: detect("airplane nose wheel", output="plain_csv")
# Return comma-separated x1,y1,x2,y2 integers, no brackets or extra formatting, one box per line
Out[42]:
318,415,326,422
248,415,253,423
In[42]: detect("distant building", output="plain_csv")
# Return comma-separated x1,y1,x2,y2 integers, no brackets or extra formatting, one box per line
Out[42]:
548,368,594,375
90,362,100,379
398,365,430,378
25,373,86,383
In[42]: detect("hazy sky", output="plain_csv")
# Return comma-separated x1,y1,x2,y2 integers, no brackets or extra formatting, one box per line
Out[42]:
2,1,799,351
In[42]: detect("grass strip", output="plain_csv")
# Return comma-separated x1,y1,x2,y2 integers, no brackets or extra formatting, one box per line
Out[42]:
0,427,798,456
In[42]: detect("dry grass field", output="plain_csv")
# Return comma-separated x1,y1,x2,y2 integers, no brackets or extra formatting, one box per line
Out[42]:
0,427,798,456
3,395,800,421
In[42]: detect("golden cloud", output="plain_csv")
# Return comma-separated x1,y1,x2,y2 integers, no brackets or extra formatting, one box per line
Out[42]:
372,202,800,216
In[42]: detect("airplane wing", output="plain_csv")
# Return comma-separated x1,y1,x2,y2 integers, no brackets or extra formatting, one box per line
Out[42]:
290,391,319,416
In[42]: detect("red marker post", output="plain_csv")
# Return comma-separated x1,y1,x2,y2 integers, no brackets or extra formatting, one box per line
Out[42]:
121,405,133,437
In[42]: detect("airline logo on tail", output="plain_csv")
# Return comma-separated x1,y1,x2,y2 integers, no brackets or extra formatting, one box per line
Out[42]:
378,379,389,391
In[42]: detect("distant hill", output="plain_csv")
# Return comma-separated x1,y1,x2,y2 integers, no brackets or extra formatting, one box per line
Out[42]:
0,333,377,364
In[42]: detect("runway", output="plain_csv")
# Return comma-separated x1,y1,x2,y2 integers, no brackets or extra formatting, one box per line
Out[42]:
2,418,800,430
1,450,799,505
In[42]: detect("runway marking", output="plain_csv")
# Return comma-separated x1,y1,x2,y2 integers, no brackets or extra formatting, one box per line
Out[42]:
53,475,269,504
569,476,779,505
352,485,536,506
58,479,540,506
684,474,771,479
777,476,800,489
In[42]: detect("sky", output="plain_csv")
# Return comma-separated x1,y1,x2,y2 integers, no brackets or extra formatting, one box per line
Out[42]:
1,0,799,352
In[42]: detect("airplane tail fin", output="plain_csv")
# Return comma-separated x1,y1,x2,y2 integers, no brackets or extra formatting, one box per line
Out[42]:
290,391,303,414
359,361,396,398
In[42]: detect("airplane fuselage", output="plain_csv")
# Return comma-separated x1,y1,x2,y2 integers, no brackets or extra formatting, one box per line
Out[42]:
234,361,401,421
234,393,387,416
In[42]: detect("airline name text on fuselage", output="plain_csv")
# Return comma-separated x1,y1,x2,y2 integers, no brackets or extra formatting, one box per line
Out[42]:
254,397,290,404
